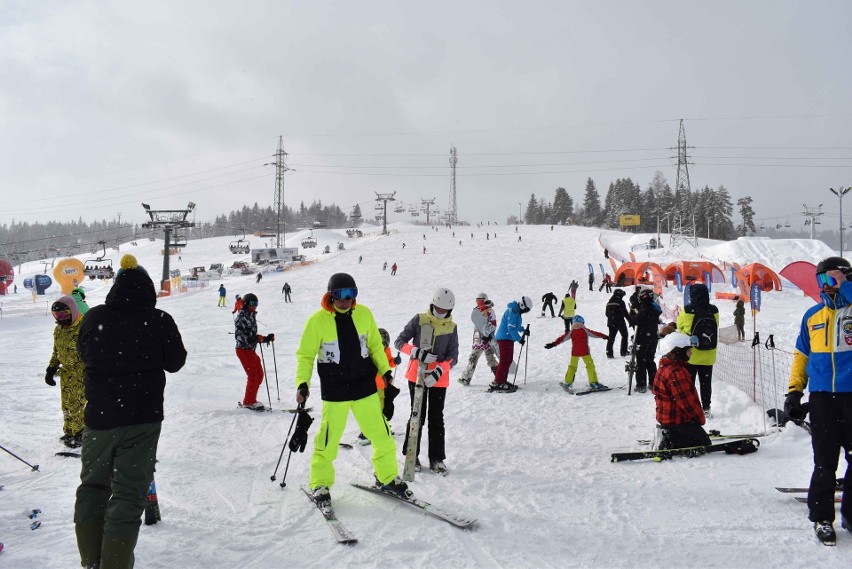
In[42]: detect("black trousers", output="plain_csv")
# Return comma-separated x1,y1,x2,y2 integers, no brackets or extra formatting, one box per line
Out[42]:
807,392,852,523
688,364,713,409
661,421,711,449
402,383,447,462
635,339,658,388
606,323,628,356
542,303,555,317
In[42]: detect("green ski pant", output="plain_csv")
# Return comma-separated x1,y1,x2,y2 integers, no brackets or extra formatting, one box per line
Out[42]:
310,392,398,488
74,422,160,569
564,355,599,385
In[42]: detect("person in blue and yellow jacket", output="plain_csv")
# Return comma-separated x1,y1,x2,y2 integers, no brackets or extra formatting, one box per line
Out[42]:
295,273,408,508
785,256,852,545
395,288,459,475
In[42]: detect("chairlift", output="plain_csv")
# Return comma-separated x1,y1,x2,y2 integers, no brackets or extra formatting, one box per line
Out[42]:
258,227,277,238
759,220,766,230
394,205,405,213
172,233,187,248
301,229,318,249
84,240,115,280
229,228,250,254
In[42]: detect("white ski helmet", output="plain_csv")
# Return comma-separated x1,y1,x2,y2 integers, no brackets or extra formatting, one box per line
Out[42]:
519,296,533,312
432,287,456,310
475,292,489,301
660,332,697,354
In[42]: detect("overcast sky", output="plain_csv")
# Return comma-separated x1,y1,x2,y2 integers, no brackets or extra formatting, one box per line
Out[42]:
1,0,851,234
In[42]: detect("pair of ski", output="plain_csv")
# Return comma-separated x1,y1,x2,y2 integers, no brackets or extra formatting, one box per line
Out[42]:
776,479,844,503
635,431,769,445
562,383,612,396
303,483,477,544
611,437,760,462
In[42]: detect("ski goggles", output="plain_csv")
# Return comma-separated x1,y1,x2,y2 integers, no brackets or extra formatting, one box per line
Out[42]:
246,299,259,307
330,287,358,301
816,273,838,288
51,309,72,320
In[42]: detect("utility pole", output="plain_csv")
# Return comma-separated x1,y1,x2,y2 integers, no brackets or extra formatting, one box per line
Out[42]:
421,198,436,226
374,192,397,235
802,203,824,241
268,136,291,248
670,119,696,248
141,202,196,293
448,145,458,225
829,187,851,256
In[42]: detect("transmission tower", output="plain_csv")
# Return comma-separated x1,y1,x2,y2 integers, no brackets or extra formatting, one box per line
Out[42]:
670,119,696,248
272,136,290,248
802,203,824,240
448,145,457,225
375,192,397,235
141,202,196,291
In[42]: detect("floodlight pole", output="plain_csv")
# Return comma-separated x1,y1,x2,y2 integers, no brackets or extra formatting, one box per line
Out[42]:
829,187,851,257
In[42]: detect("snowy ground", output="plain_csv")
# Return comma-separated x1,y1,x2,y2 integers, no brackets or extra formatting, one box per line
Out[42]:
0,222,847,567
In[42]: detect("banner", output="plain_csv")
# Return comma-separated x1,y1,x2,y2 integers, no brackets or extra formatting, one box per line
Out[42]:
730,267,738,287
703,271,711,292
34,274,52,295
53,258,85,294
675,272,683,293
750,283,762,313
251,247,299,263
599,263,606,278
619,214,641,226
587,263,594,275
683,282,691,306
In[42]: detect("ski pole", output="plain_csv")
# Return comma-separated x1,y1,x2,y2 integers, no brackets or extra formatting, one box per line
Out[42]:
511,330,528,387
259,343,273,410
270,403,302,486
0,443,40,471
523,325,530,385
271,341,280,401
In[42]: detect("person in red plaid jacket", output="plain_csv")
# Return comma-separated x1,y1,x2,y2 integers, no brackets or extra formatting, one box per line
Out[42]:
652,332,711,449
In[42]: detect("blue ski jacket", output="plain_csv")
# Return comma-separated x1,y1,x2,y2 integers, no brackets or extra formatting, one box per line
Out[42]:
496,301,524,343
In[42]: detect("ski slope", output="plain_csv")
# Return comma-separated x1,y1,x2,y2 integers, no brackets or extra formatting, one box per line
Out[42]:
0,222,846,567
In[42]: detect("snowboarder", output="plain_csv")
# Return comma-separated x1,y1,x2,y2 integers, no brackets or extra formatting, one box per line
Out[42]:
391,263,397,276
45,295,86,448
628,289,663,392
395,288,459,474
232,294,243,314
492,296,532,391
651,332,709,449
557,292,577,333
459,292,499,386
676,283,719,415
785,256,852,545
734,297,745,341
605,289,630,358
295,273,407,506
544,315,608,393
74,254,186,569
568,280,579,299
282,282,292,302
218,284,227,307
541,291,558,318
234,293,274,410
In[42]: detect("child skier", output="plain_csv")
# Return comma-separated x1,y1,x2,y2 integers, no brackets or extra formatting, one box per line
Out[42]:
544,314,609,393
492,296,533,391
45,295,86,448
356,328,402,444
459,292,499,386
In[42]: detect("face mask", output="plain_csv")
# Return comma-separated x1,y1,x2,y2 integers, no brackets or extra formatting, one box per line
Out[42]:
432,307,449,319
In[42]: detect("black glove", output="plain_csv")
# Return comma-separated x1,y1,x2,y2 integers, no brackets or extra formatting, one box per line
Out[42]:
519,337,526,346
482,334,493,343
296,383,310,404
393,354,402,365
44,366,58,386
288,411,314,453
382,370,393,387
544,343,555,350
424,366,444,387
383,383,400,421
264,333,275,345
784,391,807,421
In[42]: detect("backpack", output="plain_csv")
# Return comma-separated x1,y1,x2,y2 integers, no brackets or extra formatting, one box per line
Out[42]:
690,307,718,350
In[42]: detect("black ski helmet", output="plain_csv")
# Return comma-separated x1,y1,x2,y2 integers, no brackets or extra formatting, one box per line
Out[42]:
327,272,357,291
243,293,258,307
613,289,626,298
816,256,851,275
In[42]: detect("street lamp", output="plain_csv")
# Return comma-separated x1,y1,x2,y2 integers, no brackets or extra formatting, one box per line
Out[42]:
518,202,522,225
829,187,851,256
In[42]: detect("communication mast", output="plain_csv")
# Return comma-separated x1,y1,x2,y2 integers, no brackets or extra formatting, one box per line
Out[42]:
448,145,458,225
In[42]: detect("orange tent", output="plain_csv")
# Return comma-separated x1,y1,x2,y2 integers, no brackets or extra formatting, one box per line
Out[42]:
734,262,782,301
664,261,725,285
613,262,667,295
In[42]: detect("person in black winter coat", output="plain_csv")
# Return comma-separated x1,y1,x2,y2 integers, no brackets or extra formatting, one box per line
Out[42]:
541,291,558,317
628,289,663,391
605,289,630,358
74,254,186,569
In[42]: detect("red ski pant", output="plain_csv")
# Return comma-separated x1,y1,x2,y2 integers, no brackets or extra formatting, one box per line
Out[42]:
236,348,264,405
494,340,516,385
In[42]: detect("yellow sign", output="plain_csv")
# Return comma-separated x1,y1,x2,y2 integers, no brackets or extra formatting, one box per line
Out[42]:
53,258,85,294
619,215,641,226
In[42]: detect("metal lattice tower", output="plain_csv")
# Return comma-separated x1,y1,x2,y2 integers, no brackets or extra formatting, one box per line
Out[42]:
273,136,289,248
421,198,436,226
375,192,396,235
141,202,196,289
448,145,457,225
670,119,696,248
802,203,824,240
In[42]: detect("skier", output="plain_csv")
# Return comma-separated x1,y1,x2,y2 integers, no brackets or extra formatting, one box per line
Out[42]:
71,287,90,315
395,288,459,474
256,272,262,284
295,273,408,506
598,274,612,293
383,261,387,271
628,289,663,392
734,297,746,341
588,272,594,291
359,255,363,263
356,328,401,444
604,248,609,259
74,254,186,569
676,283,719,415
45,295,86,448
541,291,558,318
568,280,579,299
557,292,577,333
218,283,227,307
234,293,274,410
492,296,532,392
391,263,397,276
784,256,852,545
651,332,709,450
458,292,499,386
282,282,292,302
232,294,243,314
605,289,630,358
544,314,608,393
